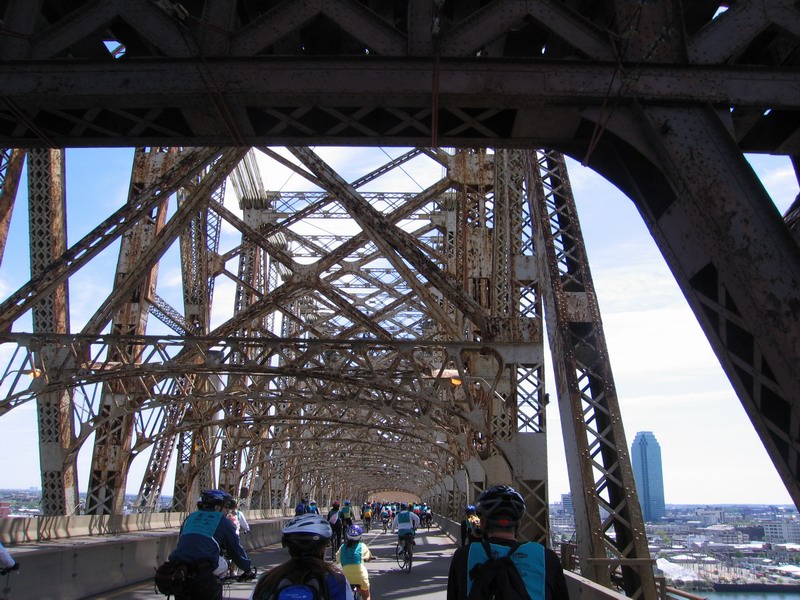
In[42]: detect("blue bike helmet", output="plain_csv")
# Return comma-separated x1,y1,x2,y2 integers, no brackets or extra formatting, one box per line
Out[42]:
347,525,363,542
199,489,234,509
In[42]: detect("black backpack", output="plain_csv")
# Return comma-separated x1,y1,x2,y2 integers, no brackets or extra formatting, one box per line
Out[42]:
154,560,191,597
467,540,531,600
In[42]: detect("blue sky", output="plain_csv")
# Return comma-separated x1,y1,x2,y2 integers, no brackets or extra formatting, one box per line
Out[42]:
0,147,797,506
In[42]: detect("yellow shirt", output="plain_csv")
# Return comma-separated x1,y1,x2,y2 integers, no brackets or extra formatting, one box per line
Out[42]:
336,542,373,589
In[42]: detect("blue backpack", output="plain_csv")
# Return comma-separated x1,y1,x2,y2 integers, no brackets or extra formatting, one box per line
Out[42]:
272,574,327,600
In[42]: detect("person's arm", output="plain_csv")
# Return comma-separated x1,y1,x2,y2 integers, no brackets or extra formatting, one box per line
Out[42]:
446,549,465,600
460,520,467,546
0,543,16,570
238,511,251,533
545,548,571,600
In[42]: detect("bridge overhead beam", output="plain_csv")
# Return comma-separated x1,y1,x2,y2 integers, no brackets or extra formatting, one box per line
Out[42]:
0,60,796,149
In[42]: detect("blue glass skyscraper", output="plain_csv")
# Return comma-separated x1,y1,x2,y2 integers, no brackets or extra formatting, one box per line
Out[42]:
631,431,666,522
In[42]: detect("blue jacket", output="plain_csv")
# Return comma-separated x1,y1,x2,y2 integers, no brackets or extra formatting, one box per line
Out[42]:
169,509,252,572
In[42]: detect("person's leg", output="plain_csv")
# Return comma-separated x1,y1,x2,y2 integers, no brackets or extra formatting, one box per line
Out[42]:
189,563,222,600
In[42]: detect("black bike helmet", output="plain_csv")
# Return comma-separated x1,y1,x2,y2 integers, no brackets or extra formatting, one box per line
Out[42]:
474,485,525,528
281,514,333,557
199,489,235,509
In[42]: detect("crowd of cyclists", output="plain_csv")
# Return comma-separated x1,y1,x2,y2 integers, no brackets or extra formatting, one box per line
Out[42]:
155,485,569,599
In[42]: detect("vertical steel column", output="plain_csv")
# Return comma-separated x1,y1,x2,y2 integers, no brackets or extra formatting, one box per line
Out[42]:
529,150,655,599
494,150,550,544
0,148,24,266
27,147,78,516
85,148,171,515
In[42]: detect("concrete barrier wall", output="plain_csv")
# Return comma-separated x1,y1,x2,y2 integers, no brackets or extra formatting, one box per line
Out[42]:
0,509,287,544
0,515,288,600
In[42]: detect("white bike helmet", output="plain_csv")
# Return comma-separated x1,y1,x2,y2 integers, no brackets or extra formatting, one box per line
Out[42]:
282,514,332,556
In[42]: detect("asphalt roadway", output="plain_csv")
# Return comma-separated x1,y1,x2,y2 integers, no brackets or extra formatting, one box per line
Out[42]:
87,522,457,600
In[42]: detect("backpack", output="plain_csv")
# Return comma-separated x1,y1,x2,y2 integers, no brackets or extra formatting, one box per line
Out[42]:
467,540,531,600
260,573,328,600
328,509,339,525
154,560,191,597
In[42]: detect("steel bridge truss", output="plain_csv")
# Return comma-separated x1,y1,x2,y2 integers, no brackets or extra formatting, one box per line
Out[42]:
0,145,656,597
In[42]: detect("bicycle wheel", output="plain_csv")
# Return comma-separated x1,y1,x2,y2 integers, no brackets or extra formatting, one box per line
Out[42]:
404,541,413,572
395,541,407,570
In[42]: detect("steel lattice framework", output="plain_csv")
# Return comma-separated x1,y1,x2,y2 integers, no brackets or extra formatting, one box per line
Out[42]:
0,2,799,599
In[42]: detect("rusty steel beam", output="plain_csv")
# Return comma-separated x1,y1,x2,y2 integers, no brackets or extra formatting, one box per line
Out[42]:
26,148,79,517
0,148,24,266
530,150,656,599
289,146,491,335
84,148,173,515
0,60,797,114
0,147,225,332
628,105,800,509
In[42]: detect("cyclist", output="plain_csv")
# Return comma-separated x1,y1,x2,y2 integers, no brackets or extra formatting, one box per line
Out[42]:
340,500,354,528
361,503,373,531
446,485,570,600
233,501,251,535
420,503,433,528
0,541,18,574
336,525,374,600
392,502,420,548
460,504,481,546
308,500,320,514
327,501,344,549
167,489,255,600
379,505,390,533
226,500,249,537
251,514,353,600
295,497,310,515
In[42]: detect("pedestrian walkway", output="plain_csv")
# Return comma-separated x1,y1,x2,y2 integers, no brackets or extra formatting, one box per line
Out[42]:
86,522,457,599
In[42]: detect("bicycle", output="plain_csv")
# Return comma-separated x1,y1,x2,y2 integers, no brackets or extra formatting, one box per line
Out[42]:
395,534,414,572
351,583,363,600
381,517,389,534
363,516,371,533
219,566,258,590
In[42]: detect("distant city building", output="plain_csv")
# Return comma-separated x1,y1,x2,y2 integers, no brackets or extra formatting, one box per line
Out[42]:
561,493,573,515
763,520,800,543
631,431,666,522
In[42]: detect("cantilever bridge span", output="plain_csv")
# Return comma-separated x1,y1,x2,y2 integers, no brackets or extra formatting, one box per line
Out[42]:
1,2,799,599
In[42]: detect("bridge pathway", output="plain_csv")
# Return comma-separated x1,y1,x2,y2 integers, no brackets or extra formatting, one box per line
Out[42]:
86,523,456,599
